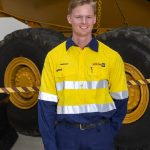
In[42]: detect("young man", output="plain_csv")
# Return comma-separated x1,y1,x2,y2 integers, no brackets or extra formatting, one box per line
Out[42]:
38,0,128,150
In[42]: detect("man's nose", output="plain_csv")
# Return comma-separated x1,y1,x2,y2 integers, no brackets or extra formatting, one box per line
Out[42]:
81,17,87,24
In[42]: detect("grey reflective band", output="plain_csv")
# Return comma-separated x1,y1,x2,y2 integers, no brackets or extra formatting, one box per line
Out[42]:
56,80,108,91
110,91,128,100
57,103,116,114
38,92,58,102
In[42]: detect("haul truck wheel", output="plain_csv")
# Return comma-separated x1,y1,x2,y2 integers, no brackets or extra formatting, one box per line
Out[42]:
119,27,150,37
0,101,18,150
0,28,66,136
0,42,8,101
96,27,150,150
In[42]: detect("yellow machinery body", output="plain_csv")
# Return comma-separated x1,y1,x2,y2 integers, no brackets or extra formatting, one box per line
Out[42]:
0,0,150,33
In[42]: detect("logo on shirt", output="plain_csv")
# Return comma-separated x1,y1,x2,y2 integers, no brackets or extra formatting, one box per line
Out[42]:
93,62,106,67
60,63,69,65
56,68,62,72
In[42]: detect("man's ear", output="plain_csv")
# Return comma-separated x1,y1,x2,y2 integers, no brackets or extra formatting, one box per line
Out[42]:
67,15,71,24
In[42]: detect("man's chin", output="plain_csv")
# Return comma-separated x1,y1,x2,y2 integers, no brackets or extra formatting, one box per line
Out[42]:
78,32,91,37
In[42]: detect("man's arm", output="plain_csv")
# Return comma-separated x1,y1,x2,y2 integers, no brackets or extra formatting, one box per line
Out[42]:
38,99,57,150
109,52,128,136
38,54,58,150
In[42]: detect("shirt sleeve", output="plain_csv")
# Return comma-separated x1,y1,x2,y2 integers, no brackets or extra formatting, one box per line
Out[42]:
109,52,128,136
38,54,58,150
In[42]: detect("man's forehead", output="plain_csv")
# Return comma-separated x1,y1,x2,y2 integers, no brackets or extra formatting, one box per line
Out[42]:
71,4,95,15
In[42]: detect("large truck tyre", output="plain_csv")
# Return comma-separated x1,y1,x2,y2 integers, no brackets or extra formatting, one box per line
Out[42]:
0,101,18,150
7,101,39,136
0,42,7,101
0,28,66,136
119,27,150,37
96,27,150,150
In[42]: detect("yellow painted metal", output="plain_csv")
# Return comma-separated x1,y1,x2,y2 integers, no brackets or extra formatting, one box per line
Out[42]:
0,0,150,32
123,63,149,124
4,57,41,109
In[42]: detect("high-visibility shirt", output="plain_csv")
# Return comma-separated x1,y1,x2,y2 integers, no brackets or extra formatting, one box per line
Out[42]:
38,37,128,150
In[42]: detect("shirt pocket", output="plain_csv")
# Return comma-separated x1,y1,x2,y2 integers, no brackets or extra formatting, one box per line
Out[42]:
55,65,76,80
87,65,109,81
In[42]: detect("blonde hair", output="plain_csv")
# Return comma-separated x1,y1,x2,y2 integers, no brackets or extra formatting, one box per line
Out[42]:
68,0,96,14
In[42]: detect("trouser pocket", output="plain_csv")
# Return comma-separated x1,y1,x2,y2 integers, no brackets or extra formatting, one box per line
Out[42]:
55,124,79,150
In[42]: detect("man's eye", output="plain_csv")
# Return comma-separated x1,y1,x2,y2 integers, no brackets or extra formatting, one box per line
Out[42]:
76,16,81,18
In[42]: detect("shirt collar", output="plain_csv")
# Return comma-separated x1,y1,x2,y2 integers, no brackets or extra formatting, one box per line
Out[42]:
66,36,98,52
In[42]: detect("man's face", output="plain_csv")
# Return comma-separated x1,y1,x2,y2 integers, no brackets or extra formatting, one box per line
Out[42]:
67,4,96,37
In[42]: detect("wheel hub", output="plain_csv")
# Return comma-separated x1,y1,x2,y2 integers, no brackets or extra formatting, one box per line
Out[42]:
15,67,35,99
124,63,149,123
4,57,41,109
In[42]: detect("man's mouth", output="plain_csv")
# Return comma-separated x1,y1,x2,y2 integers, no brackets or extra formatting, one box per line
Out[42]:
80,26,88,29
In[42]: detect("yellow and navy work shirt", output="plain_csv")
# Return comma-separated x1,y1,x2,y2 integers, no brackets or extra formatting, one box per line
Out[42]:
38,37,128,150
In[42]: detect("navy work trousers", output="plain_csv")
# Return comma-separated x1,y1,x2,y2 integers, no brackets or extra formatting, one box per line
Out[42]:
55,122,115,150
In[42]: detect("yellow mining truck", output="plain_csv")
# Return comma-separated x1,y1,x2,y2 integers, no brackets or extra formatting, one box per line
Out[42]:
0,0,150,149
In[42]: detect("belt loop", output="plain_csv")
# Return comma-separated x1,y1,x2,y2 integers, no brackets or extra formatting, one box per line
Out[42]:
80,124,85,130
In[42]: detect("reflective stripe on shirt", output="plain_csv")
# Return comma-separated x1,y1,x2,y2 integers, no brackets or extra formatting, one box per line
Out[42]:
110,91,128,100
57,102,116,114
38,92,58,102
56,80,108,91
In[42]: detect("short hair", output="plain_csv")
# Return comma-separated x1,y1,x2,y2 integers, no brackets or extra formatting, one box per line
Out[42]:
68,0,96,14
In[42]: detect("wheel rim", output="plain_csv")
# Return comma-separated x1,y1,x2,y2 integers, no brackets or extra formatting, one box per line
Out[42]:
4,57,41,109
124,63,149,124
